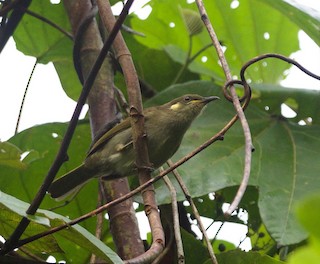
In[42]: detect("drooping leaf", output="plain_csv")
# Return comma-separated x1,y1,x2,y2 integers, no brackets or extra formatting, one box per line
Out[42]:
0,192,63,258
0,191,123,263
13,1,82,101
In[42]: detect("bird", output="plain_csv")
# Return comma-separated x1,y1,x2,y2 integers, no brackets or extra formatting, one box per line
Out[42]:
48,94,219,200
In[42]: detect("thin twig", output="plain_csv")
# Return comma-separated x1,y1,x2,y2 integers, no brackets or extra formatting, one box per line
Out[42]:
162,174,185,264
188,42,212,62
15,59,37,135
240,53,320,82
195,0,253,217
212,222,225,243
167,160,217,264
90,181,105,264
172,35,193,85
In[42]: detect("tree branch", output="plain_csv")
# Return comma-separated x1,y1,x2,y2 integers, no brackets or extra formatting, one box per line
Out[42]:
97,1,165,262
162,174,184,263
195,0,253,217
167,160,217,264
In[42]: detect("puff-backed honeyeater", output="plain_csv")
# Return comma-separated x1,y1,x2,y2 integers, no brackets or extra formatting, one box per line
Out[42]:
48,94,219,200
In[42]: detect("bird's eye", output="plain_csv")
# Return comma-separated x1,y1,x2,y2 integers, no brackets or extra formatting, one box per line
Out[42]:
184,96,191,102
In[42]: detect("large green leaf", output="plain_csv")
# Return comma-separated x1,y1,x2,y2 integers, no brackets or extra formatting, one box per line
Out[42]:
130,0,300,83
13,1,82,100
261,0,320,46
255,114,320,245
0,191,123,263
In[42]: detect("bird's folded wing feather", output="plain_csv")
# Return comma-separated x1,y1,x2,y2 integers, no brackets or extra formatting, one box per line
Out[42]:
87,117,132,156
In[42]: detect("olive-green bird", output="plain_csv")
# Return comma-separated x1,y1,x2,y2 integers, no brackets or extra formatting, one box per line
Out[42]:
49,94,219,200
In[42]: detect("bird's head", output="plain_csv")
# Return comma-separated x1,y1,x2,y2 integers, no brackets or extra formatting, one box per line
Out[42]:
164,94,219,122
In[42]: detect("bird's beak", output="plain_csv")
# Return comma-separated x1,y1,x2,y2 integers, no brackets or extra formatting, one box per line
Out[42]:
202,96,220,104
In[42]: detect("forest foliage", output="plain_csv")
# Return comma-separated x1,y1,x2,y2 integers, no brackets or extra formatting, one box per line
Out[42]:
0,0,320,263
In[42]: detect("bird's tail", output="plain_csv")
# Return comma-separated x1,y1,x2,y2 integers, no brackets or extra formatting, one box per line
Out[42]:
48,164,94,201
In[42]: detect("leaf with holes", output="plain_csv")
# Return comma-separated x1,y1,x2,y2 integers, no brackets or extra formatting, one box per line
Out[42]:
130,0,300,83
0,141,26,170
261,0,320,46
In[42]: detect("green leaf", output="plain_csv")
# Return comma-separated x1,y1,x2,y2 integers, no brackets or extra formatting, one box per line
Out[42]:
253,84,320,124
261,0,320,46
288,244,320,264
181,228,210,263
130,0,300,83
295,193,320,240
215,249,285,264
13,1,71,63
0,121,101,234
0,191,49,226
123,31,199,92
249,224,277,255
0,193,63,257
13,1,82,101
0,191,123,263
0,141,26,169
213,239,236,253
163,44,221,80
287,193,320,264
257,122,320,245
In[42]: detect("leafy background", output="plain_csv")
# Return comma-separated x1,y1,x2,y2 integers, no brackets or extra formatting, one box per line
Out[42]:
0,0,320,263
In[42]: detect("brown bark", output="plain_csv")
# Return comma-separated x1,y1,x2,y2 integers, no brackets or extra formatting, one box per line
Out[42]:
63,0,144,260
97,1,165,263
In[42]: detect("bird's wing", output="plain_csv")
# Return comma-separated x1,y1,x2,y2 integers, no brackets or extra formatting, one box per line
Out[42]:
87,117,132,156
